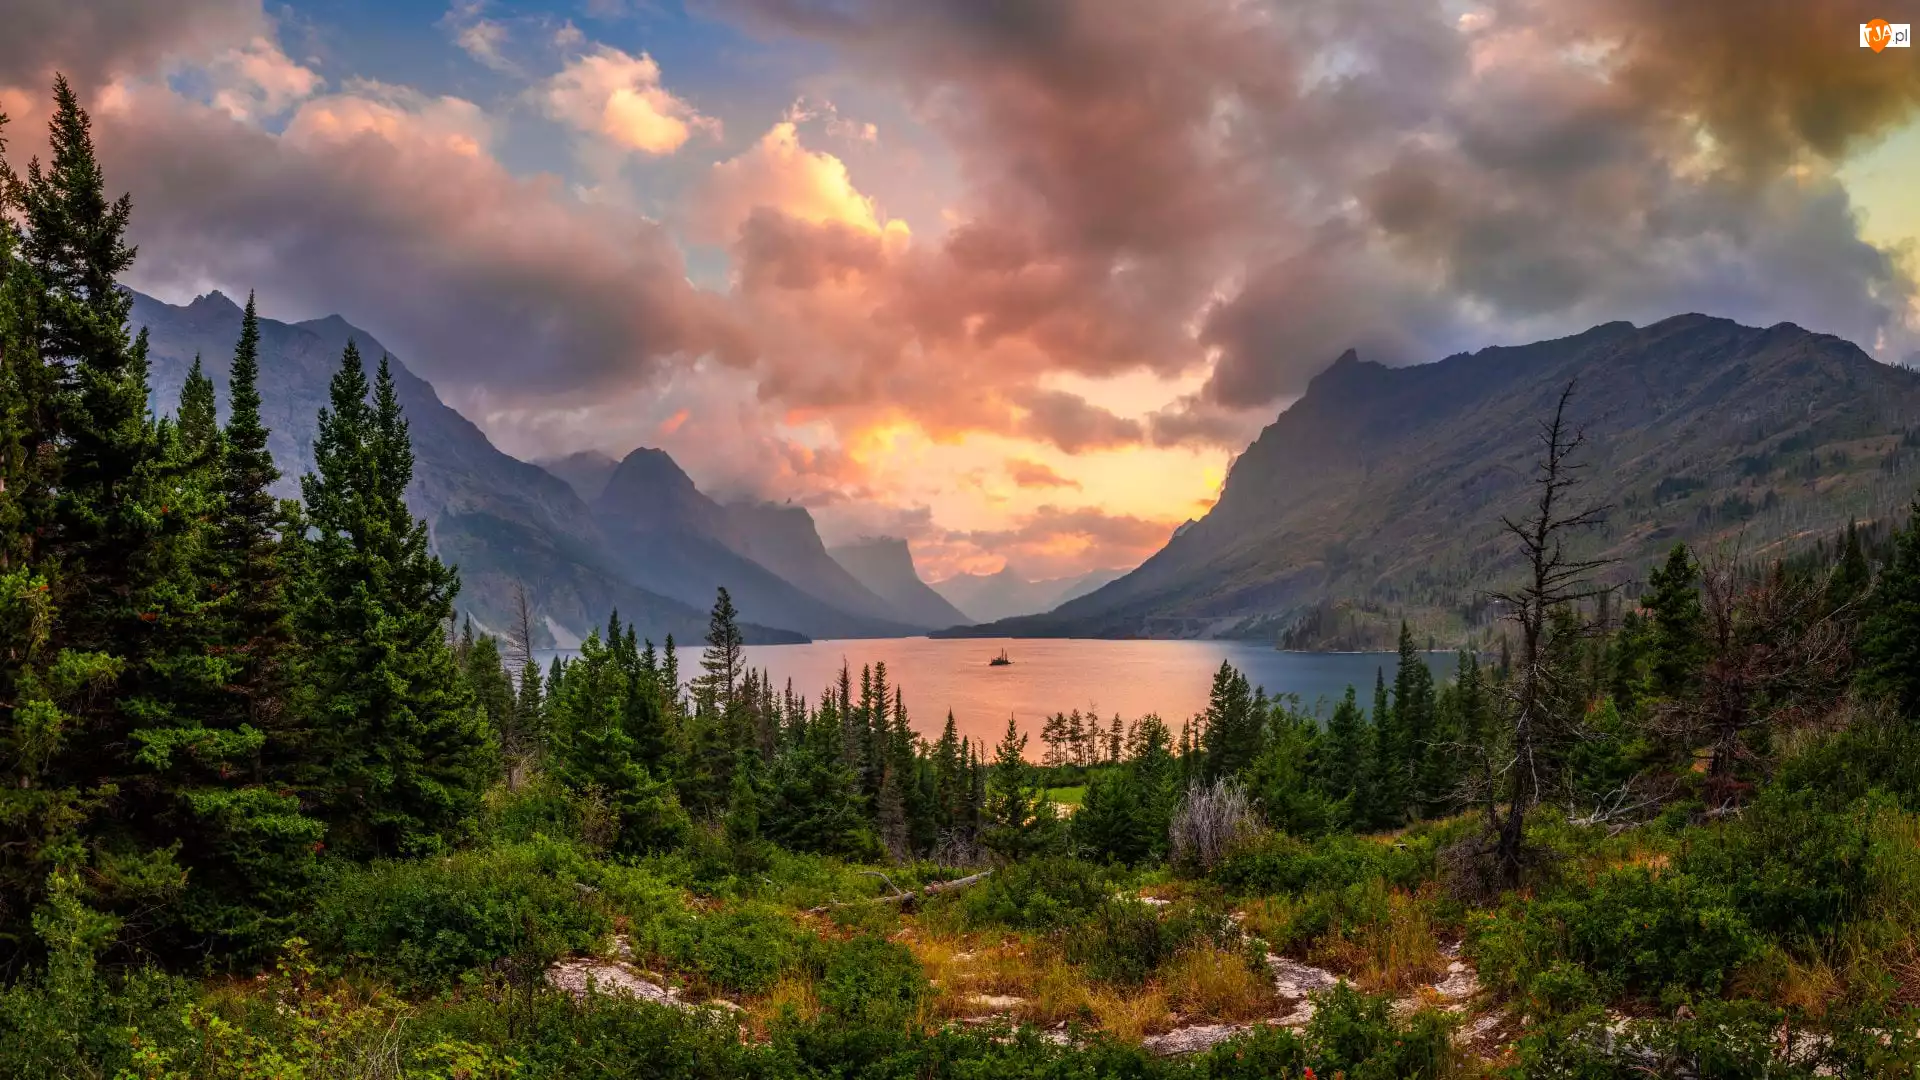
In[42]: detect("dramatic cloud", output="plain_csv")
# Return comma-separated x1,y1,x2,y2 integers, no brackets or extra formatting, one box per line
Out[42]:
91,79,743,400
10,0,1920,579
723,0,1920,415
543,44,718,156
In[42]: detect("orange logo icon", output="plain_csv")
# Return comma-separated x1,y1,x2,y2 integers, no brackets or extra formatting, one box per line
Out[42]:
1865,18,1893,50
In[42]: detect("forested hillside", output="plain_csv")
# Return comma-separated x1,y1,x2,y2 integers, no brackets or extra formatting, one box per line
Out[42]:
10,79,1920,1080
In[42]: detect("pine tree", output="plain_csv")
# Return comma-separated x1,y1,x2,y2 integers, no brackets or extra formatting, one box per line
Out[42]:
176,355,217,463
214,293,294,745
1201,662,1260,780
1643,543,1706,700
1830,518,1870,614
1320,685,1370,824
547,630,688,854
983,715,1053,859
1393,623,1437,816
293,344,494,855
1860,500,1920,717
1367,667,1404,826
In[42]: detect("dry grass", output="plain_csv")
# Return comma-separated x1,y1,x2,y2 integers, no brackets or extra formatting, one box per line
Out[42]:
744,973,822,1038
1086,985,1173,1041
1237,895,1301,945
1161,945,1273,1022
1013,953,1093,1026
1310,888,1446,995
912,932,1051,1019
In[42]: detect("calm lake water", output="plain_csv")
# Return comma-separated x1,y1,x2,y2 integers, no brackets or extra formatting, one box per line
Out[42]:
550,637,1454,751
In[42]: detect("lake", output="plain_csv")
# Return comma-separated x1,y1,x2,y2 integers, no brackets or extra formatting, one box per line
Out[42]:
671,637,1455,750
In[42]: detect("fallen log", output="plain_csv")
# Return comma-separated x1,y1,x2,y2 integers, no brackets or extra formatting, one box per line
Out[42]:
806,869,992,914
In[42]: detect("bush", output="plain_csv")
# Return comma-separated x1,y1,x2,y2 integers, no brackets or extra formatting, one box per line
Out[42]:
818,936,930,1028
954,857,1111,931
631,901,827,996
1303,983,1455,1079
1066,899,1240,986
1470,867,1763,1009
1170,779,1263,873
1215,832,1437,896
1681,788,1882,944
307,839,611,992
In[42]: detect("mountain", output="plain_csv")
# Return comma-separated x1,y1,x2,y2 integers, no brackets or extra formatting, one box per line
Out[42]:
930,566,1130,624
133,291,803,647
589,449,924,639
537,450,620,502
936,314,1920,645
827,537,971,630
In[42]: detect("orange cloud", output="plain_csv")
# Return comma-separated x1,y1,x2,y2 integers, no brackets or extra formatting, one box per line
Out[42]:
1005,458,1080,490
693,121,907,243
543,44,717,155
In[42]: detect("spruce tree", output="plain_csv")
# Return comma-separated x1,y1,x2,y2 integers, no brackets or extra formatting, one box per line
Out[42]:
1201,661,1260,780
1393,623,1438,816
293,344,494,855
983,715,1053,859
1643,543,1706,700
1860,500,1920,717
176,355,217,463
1320,685,1369,824
1367,667,1404,826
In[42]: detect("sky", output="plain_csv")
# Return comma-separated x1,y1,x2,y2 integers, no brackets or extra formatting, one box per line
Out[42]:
3,0,1919,582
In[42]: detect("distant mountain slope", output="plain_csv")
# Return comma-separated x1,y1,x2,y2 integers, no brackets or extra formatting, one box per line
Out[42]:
134,291,802,647
937,314,1920,645
828,537,971,630
931,566,1130,624
722,501,927,627
590,449,922,639
537,450,620,502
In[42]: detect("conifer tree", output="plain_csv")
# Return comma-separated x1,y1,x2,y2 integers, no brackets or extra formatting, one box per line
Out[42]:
176,355,217,463
1859,500,1920,717
1393,623,1438,815
1201,661,1260,780
983,715,1053,859
1320,685,1370,824
1643,543,1706,700
1830,518,1870,614
293,344,494,855
1367,667,1404,826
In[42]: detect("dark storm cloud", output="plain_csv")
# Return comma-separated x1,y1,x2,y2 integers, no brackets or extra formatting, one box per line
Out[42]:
720,0,1920,418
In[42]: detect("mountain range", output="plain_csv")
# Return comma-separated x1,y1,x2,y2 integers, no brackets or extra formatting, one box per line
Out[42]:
131,291,957,646
935,314,1920,647
928,566,1129,625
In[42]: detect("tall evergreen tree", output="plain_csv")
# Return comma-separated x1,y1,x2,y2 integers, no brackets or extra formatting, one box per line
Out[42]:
1393,623,1438,816
1200,662,1260,780
292,343,494,855
1320,685,1370,825
983,715,1053,859
1643,543,1706,700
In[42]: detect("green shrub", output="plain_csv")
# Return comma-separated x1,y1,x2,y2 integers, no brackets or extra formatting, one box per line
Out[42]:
1066,899,1241,986
1214,832,1434,896
818,936,929,1027
307,839,611,992
1470,867,1762,1009
954,857,1111,931
1680,789,1882,943
1303,983,1455,1079
631,901,827,995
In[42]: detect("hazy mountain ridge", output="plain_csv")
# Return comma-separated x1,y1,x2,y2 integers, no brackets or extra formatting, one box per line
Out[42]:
827,537,971,630
587,449,925,638
937,314,1920,645
931,566,1130,624
134,291,803,647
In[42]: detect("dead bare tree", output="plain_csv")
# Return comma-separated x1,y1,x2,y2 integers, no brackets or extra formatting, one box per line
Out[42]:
1487,381,1611,887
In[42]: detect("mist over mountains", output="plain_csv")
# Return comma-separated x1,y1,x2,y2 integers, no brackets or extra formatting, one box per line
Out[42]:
132,290,958,646
938,314,1920,646
140,292,1920,651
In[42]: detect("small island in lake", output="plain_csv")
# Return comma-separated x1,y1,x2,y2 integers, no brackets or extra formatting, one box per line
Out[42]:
989,648,1012,666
